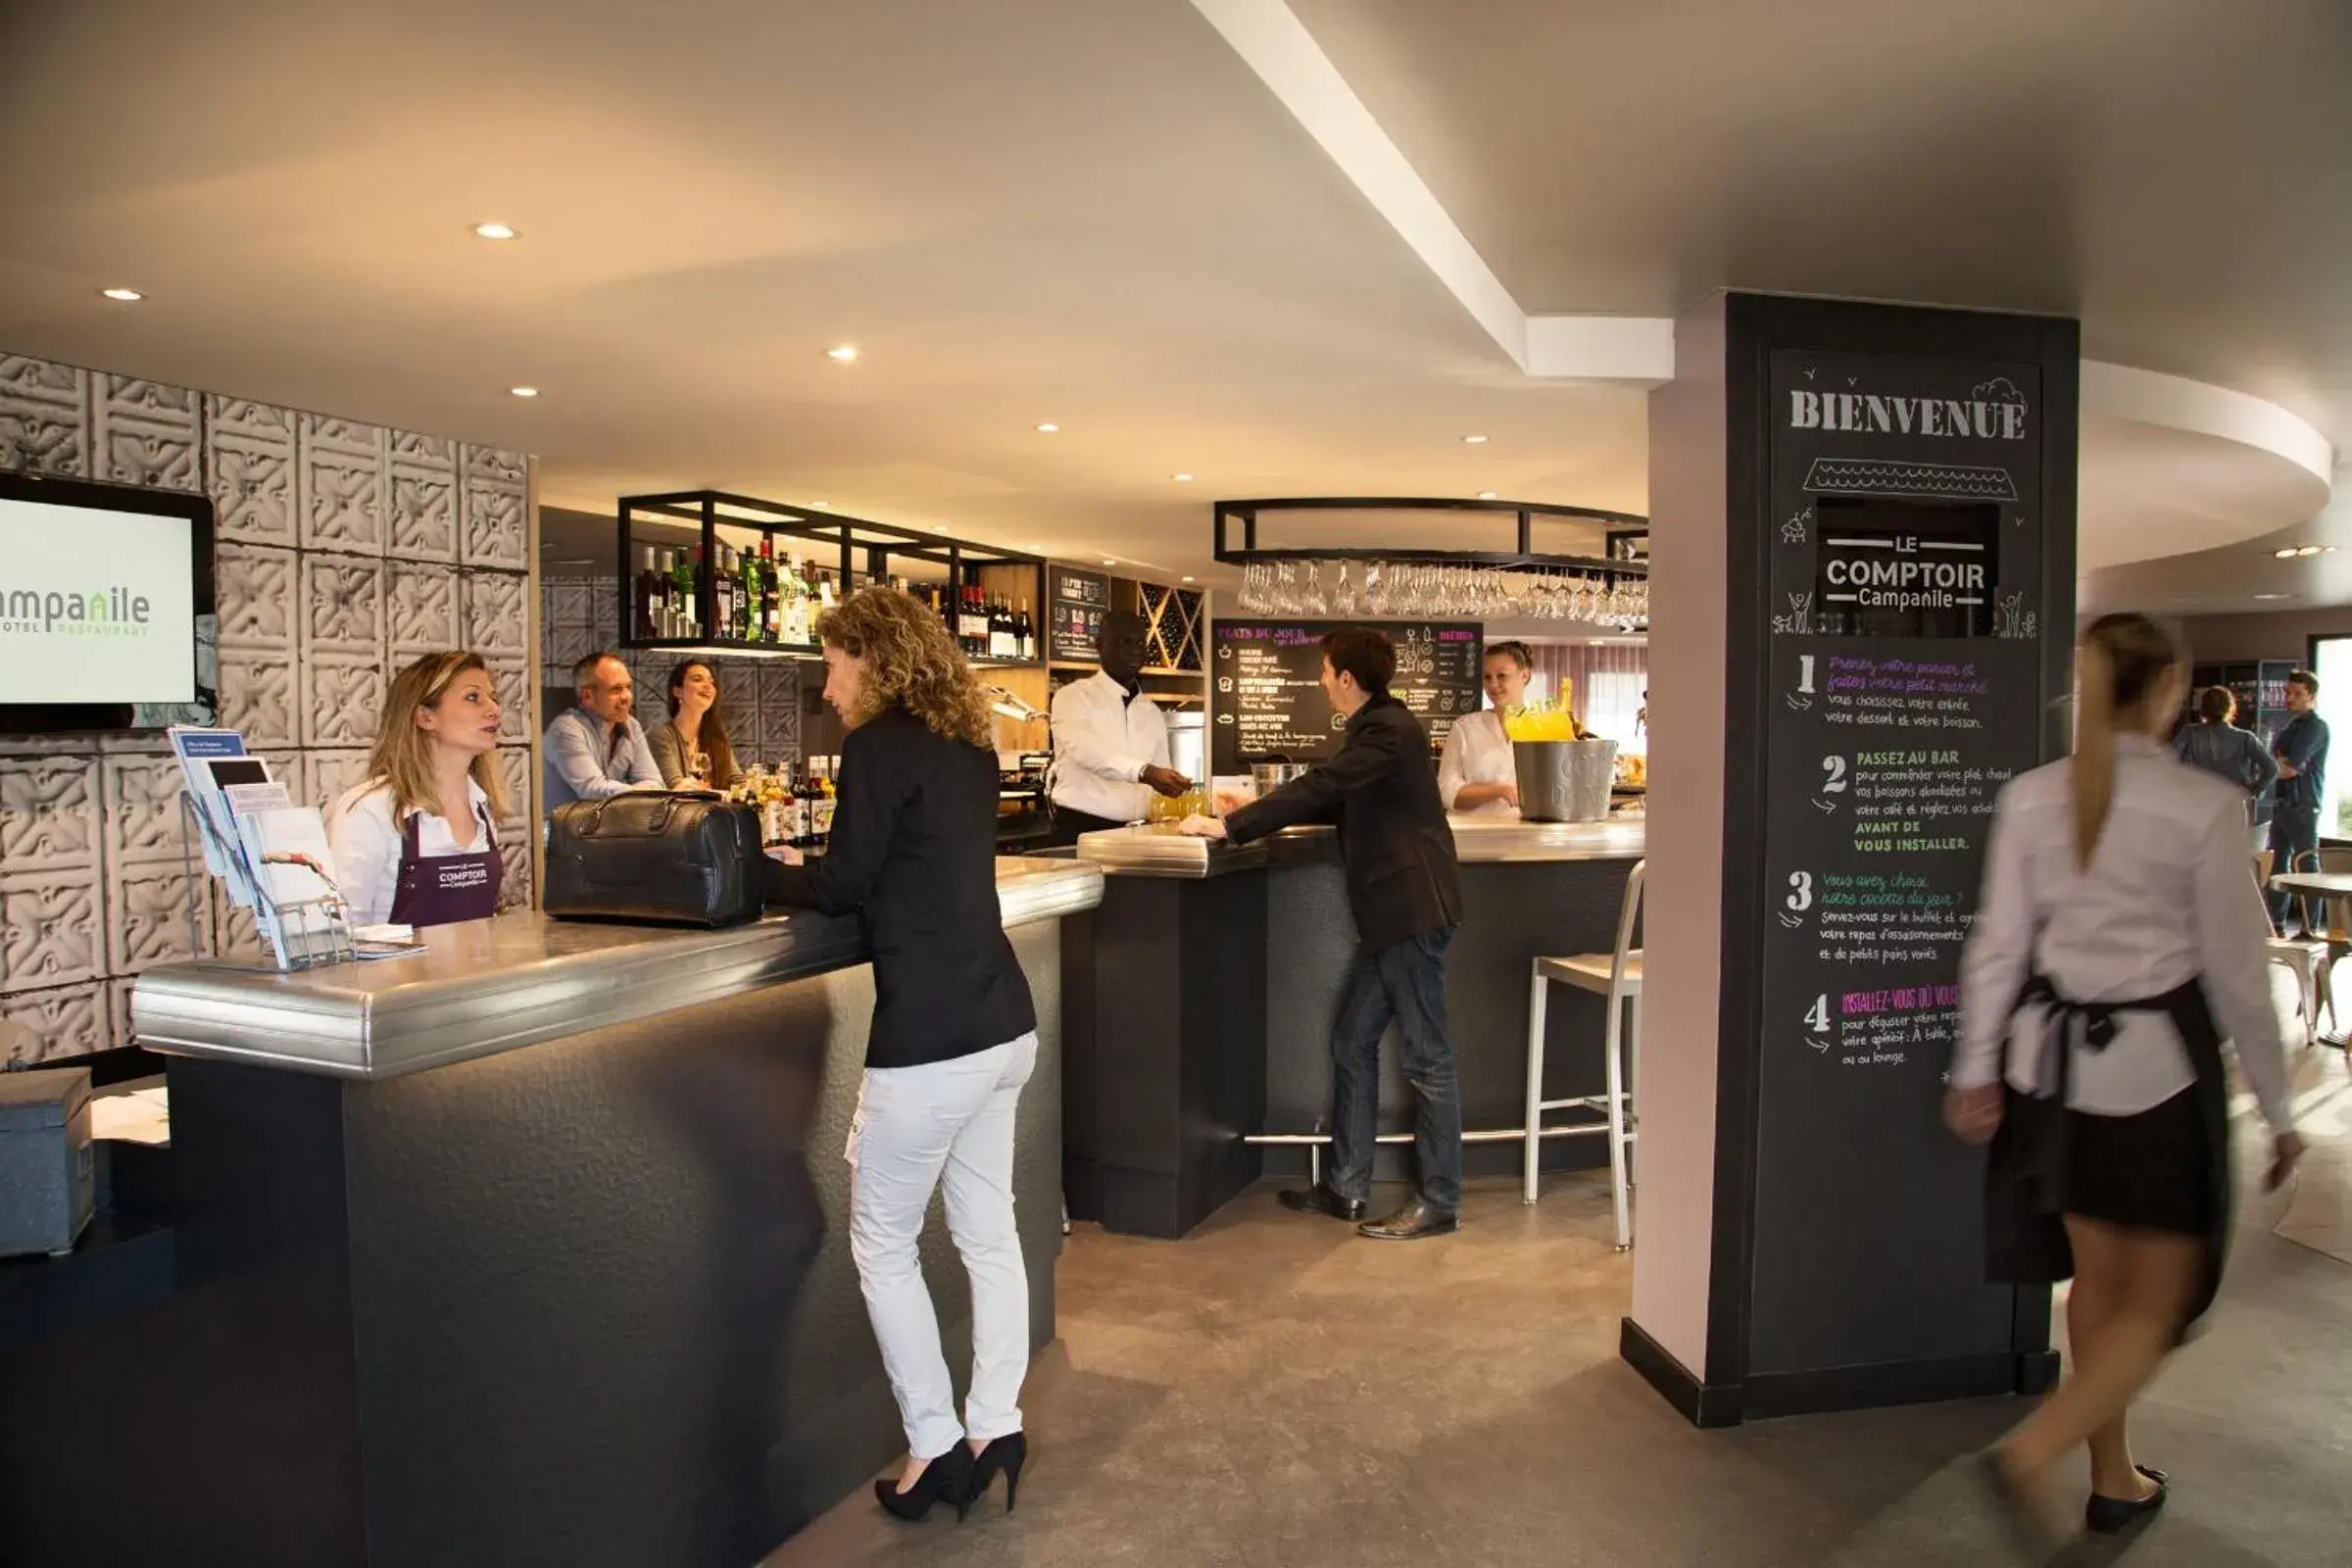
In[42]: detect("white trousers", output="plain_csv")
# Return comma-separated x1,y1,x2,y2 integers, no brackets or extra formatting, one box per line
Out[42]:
848,1032,1038,1461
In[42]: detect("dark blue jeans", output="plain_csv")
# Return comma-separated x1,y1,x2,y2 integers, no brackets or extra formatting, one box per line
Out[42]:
1326,925,1462,1214
2270,802,2321,931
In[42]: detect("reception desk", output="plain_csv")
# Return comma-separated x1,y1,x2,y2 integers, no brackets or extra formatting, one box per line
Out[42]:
1064,818,1644,1238
0,859,1101,1568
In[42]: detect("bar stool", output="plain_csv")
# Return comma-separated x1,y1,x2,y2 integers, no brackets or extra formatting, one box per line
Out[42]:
1523,859,1644,1250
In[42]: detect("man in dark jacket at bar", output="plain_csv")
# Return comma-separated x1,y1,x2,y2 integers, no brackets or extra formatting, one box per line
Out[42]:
1179,626,1466,1239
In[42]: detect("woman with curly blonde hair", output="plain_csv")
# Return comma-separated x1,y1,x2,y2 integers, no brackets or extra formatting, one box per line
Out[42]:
766,585,1038,1523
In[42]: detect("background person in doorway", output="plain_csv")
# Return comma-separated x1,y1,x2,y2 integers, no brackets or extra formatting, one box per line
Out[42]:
542,651,662,810
1439,640,1534,814
1045,610,1188,845
1952,612,2301,1549
2267,669,2328,935
1178,626,1466,1242
2172,686,2278,855
649,660,739,791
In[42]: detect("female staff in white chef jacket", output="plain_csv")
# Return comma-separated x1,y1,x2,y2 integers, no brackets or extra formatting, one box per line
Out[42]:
1438,641,1537,814
324,650,510,928
1951,612,2302,1541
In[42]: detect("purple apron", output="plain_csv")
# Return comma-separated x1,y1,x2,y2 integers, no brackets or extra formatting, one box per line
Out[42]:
387,804,502,927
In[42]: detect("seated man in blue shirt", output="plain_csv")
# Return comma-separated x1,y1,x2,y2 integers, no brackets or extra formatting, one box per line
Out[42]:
543,651,663,810
2268,667,2330,935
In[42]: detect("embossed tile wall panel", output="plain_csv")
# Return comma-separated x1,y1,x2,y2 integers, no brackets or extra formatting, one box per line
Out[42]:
0,349,536,1060
387,562,462,661
495,746,531,834
487,655,530,746
0,356,89,477
298,414,389,556
93,376,202,493
1,982,109,1066
217,544,299,651
463,570,530,657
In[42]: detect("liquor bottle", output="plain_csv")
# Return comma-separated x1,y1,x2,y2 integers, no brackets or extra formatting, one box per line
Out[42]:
780,555,808,645
957,584,986,657
1016,603,1036,662
632,545,659,641
671,548,699,638
760,538,781,641
817,566,839,612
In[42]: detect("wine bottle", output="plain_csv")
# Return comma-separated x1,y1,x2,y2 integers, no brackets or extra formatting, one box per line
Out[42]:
632,545,658,641
760,537,780,641
672,548,699,637
957,584,986,657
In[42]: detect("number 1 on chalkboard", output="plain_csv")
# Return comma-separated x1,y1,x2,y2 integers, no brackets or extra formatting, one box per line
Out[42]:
1796,654,1815,695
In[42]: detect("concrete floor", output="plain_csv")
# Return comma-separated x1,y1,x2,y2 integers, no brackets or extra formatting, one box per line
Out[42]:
766,1062,2352,1568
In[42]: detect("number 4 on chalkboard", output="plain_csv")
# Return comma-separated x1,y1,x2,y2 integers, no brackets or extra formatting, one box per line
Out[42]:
1804,994,1830,1034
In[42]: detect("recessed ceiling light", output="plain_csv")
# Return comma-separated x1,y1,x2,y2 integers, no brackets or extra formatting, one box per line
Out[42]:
1462,434,1489,445
472,222,518,240
1172,472,1194,482
2255,592,2295,601
1477,490,1498,500
2297,545,2325,556
826,345,858,363
1182,575,1196,583
2276,548,2301,559
809,501,831,510
99,287,143,302
1036,422,1060,433
510,386,539,398
1102,559,1117,567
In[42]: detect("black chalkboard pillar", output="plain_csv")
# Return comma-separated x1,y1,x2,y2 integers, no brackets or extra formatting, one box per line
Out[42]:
1621,293,2076,1426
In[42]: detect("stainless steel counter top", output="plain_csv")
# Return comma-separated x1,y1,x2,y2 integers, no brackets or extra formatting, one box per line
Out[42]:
131,858,1104,1082
1075,815,1645,878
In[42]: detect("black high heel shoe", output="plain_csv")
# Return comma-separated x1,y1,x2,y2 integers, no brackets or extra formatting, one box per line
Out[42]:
874,1444,975,1523
965,1432,1028,1514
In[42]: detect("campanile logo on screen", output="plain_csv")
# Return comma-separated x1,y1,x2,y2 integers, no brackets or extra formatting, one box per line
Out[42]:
0,584,156,637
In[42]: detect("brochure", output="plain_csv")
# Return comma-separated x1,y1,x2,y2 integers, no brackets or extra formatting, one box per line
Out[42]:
233,806,351,968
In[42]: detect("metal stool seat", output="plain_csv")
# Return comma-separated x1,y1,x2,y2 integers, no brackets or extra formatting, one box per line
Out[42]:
1524,859,1644,1250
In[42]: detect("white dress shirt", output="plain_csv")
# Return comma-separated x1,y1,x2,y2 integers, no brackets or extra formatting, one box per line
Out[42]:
1438,709,1516,814
1955,733,2294,1132
1049,671,1170,823
325,777,495,927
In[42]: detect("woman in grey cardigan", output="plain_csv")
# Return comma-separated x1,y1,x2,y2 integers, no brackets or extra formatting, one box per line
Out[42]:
2174,685,2278,853
648,660,740,791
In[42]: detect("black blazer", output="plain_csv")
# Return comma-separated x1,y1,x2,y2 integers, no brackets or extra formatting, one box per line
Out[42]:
1225,694,1463,951
764,707,1037,1069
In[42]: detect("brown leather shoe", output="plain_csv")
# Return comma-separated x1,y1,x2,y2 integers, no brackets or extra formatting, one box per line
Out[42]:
1357,1198,1458,1241
1277,1184,1367,1220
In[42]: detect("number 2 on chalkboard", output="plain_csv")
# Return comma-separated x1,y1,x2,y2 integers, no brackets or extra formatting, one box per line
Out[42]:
1820,756,1847,792
1796,654,1815,695
1786,871,1812,911
1804,994,1830,1034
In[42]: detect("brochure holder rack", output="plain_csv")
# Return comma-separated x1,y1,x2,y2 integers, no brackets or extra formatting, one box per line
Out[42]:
178,794,354,972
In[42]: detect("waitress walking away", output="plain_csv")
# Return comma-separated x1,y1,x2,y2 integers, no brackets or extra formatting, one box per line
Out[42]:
325,650,509,927
1951,612,2302,1549
765,587,1040,1523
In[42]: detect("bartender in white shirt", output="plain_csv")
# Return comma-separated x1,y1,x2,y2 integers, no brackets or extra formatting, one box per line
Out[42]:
324,650,510,928
1949,612,2301,1538
1438,641,1539,814
1047,610,1190,845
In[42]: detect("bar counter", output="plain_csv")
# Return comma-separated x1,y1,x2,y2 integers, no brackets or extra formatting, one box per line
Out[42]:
1062,817,1645,1238
2,859,1102,1568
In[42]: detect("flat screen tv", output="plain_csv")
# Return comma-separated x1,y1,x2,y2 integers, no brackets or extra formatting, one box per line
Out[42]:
0,471,219,734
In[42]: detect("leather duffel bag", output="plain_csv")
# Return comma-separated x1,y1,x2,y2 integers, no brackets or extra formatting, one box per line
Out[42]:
542,792,766,927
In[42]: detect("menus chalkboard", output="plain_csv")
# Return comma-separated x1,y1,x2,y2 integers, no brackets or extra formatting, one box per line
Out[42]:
1211,619,1481,775
1747,348,2049,1375
1048,565,1110,664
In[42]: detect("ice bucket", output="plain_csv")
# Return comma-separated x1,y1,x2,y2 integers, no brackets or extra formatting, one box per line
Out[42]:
1513,738,1619,822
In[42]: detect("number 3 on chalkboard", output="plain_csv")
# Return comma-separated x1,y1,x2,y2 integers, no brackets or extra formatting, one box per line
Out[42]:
1820,756,1847,792
1804,994,1830,1034
1786,871,1812,911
